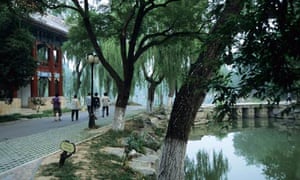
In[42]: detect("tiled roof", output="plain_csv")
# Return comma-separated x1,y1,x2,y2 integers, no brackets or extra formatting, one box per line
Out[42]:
29,13,69,35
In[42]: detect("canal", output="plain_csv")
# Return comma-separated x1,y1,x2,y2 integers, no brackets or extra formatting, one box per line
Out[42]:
185,118,300,180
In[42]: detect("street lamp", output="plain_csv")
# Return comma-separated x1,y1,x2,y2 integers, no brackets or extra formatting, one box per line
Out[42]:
87,54,99,128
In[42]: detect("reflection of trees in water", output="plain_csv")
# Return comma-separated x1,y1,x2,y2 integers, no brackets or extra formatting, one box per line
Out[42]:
234,129,290,164
263,148,300,180
184,150,229,180
233,128,300,179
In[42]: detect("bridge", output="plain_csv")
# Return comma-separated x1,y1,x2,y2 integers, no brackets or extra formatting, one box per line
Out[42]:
195,103,300,125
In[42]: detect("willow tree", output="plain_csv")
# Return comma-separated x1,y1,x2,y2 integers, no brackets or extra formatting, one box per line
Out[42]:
159,41,199,107
36,0,204,130
100,38,123,98
62,12,94,98
158,0,245,179
138,40,199,112
139,47,165,113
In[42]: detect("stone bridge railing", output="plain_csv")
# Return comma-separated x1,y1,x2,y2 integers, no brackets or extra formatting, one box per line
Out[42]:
194,103,299,125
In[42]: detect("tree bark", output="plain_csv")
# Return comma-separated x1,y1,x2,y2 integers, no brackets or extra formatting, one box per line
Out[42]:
148,83,155,113
112,93,130,130
147,81,161,113
74,62,82,96
113,106,126,130
158,138,187,180
112,71,133,131
158,0,245,179
167,87,175,108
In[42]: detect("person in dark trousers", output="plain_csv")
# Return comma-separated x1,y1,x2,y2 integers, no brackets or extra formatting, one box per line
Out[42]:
93,92,101,118
51,93,62,121
71,95,80,121
101,92,110,117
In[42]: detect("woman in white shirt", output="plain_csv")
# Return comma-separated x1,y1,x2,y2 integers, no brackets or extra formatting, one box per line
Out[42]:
71,95,81,121
101,92,110,117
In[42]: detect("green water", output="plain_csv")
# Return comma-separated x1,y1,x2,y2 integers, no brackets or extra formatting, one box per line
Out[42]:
185,119,300,180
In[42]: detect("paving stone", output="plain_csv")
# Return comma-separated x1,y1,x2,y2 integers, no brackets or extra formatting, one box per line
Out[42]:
0,121,93,178
0,106,144,179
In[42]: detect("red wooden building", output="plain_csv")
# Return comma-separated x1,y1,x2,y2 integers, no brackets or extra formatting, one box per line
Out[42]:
20,14,68,108
0,14,68,115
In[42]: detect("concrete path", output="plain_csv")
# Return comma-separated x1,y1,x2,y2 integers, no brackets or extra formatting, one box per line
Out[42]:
0,105,144,180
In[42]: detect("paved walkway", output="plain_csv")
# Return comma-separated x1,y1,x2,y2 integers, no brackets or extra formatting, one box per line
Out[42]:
0,106,144,180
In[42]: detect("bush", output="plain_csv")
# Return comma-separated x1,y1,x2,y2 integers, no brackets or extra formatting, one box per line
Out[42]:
127,132,145,154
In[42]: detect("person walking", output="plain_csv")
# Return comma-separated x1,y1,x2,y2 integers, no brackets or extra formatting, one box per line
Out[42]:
101,92,110,117
51,93,62,121
93,92,101,118
71,95,81,121
286,92,292,104
86,93,92,115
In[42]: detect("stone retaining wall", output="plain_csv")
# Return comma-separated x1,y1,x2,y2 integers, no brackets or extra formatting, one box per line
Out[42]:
0,96,66,115
0,98,21,115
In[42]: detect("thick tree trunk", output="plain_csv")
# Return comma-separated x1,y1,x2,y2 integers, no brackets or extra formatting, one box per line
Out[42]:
158,138,187,180
112,78,132,131
113,106,126,130
112,93,130,130
158,0,244,179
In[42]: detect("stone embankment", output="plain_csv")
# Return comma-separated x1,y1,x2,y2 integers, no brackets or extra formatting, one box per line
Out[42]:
100,114,168,176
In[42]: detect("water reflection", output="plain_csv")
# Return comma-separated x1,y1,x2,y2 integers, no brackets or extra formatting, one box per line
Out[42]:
185,150,229,180
186,118,300,180
234,128,300,180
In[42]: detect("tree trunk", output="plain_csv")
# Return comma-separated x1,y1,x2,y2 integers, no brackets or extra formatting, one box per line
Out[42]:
146,100,152,113
112,93,130,130
113,106,126,130
74,62,82,97
167,97,173,107
158,0,244,179
167,82,176,108
158,138,187,180
112,76,132,131
147,83,157,113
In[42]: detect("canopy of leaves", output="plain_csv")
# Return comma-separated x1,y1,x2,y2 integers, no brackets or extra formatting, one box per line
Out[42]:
0,4,37,96
60,0,208,99
235,0,300,99
211,0,300,118
2,0,49,15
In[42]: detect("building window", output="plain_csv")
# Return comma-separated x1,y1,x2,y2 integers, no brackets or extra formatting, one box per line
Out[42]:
53,48,59,67
37,43,49,65
38,77,49,97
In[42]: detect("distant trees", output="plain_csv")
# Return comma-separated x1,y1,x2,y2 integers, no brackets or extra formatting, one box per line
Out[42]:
31,0,204,129
62,11,94,98
0,3,37,100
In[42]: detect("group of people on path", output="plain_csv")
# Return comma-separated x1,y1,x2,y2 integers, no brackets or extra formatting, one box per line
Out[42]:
51,92,111,121
85,92,110,119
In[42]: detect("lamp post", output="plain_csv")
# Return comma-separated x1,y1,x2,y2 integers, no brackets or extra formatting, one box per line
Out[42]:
87,54,99,128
